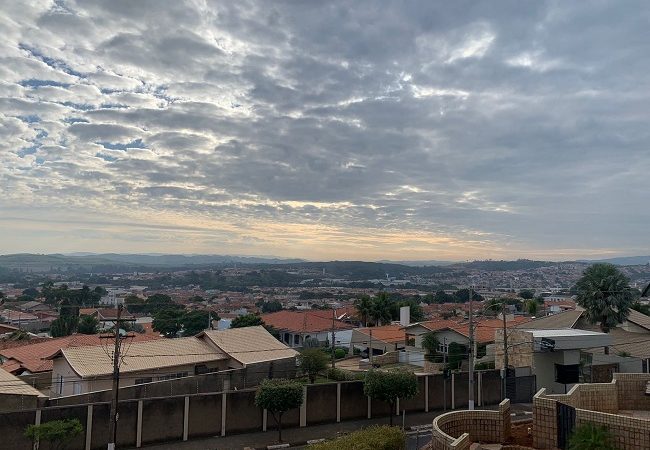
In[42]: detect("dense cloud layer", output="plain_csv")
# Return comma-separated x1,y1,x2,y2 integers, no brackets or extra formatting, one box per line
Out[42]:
1,0,649,259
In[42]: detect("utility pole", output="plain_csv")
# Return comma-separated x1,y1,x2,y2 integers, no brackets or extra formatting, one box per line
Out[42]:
369,328,373,366
468,286,475,411
331,307,337,368
502,301,509,400
443,337,447,411
107,304,123,450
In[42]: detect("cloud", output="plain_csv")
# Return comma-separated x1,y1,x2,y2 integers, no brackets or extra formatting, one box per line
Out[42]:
1,0,649,260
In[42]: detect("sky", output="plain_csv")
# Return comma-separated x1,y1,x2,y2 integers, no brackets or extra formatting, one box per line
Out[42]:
1,1,650,261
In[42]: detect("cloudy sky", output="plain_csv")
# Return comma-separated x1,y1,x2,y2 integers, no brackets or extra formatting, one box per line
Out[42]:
1,1,649,261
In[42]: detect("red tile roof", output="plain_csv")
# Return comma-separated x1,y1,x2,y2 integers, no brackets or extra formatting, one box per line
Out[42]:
261,311,353,333
355,325,405,344
0,333,161,374
407,316,532,343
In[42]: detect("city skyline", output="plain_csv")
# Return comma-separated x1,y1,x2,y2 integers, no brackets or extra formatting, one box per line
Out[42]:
2,1,650,260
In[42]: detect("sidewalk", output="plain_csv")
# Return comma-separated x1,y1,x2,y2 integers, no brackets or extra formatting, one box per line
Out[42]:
129,404,533,450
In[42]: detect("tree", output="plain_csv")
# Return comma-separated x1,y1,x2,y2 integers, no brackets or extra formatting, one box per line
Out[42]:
181,310,217,336
519,289,535,300
298,348,329,383
354,295,373,326
50,316,78,338
575,263,635,332
254,379,303,442
447,342,467,370
421,332,440,358
261,300,283,313
631,301,650,316
364,369,418,425
568,423,617,450
25,418,83,450
230,313,264,328
22,287,40,298
524,299,539,316
152,308,184,337
77,315,99,334
144,293,178,314
370,293,393,326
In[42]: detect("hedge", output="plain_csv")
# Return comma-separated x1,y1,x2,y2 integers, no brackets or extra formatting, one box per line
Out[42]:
308,425,405,450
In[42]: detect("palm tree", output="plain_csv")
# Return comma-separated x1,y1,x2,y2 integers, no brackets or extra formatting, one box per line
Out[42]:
354,295,373,327
370,292,393,326
575,263,635,333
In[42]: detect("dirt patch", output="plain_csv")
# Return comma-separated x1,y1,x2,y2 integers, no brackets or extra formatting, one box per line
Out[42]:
505,420,533,448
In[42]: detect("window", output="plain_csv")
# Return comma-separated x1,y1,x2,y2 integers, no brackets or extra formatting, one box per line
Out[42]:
135,377,153,385
72,381,82,395
438,343,449,354
157,372,189,381
56,374,63,395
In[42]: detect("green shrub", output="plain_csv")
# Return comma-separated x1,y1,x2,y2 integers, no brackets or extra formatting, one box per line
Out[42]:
25,419,83,450
568,423,617,450
308,425,405,450
334,348,347,359
324,367,362,381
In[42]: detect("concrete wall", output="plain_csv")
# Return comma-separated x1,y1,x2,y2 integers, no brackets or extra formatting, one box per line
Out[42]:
0,371,508,449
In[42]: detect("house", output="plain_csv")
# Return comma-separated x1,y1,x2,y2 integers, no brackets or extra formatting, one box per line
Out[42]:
16,300,52,313
199,326,298,384
78,307,136,330
0,367,46,412
49,326,298,397
261,310,354,348
350,325,407,355
0,333,160,391
495,328,612,394
49,337,229,397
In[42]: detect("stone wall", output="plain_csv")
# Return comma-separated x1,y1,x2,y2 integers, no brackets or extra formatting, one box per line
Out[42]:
373,351,399,365
533,373,650,450
494,329,533,370
430,399,511,450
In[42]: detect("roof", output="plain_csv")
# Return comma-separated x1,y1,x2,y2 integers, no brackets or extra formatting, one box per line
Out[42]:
0,310,39,321
354,325,406,344
404,319,462,333
0,324,19,334
526,329,607,338
0,368,46,397
200,326,297,365
514,309,584,330
51,337,227,378
626,309,650,331
406,317,531,343
78,308,135,320
587,328,650,359
261,311,353,334
0,333,160,374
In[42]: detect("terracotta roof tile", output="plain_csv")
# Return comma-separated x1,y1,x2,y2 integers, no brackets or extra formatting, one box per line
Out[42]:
0,333,160,374
261,311,353,333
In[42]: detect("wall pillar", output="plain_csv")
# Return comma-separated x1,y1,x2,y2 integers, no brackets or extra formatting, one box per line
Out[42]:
262,409,267,432
425,376,429,412
85,404,93,450
396,397,400,416
299,386,307,427
183,396,189,441
367,396,372,419
451,373,455,410
33,409,41,450
136,400,143,448
221,392,227,436
336,383,341,422
478,371,483,406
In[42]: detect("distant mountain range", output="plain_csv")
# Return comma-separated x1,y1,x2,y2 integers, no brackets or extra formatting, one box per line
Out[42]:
578,256,650,266
1,253,648,274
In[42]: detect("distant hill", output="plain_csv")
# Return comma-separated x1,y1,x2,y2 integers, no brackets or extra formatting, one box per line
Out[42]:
268,260,452,280
579,256,650,266
451,259,561,271
0,253,305,272
377,259,457,266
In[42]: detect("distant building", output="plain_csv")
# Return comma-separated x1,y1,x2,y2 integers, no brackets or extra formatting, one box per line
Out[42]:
261,310,354,348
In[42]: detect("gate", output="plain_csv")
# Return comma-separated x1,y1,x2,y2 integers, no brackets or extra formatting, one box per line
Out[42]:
556,402,576,449
505,375,537,403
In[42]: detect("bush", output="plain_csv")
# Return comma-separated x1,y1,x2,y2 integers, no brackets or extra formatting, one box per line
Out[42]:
334,348,347,359
25,419,83,450
308,425,405,450
568,423,617,450
324,367,363,381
